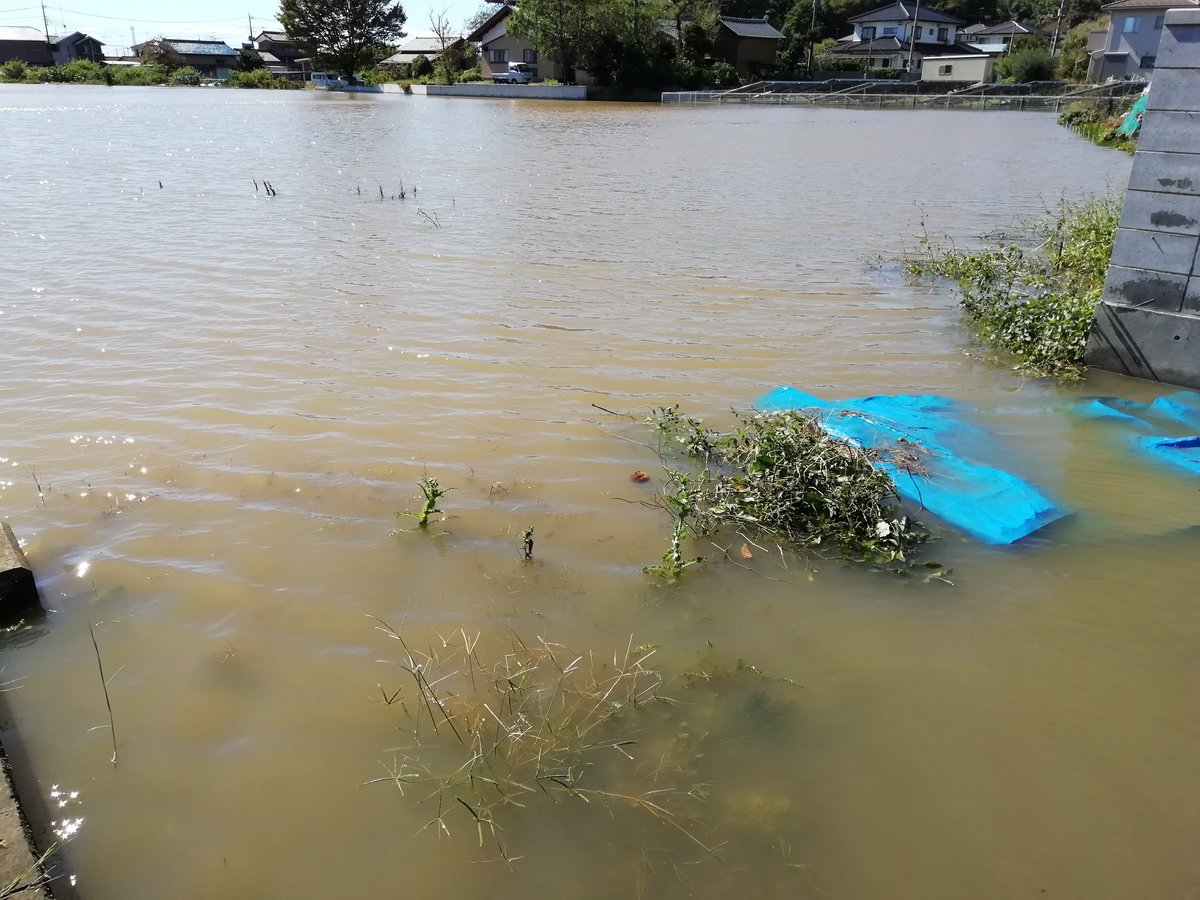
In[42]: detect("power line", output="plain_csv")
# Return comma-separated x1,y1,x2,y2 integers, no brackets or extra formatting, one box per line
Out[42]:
55,7,276,24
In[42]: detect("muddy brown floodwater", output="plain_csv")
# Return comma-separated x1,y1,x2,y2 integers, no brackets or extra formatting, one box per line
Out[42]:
1,85,1196,899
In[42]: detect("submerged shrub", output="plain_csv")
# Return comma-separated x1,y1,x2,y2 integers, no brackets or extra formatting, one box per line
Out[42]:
908,196,1119,378
0,59,28,80
45,60,111,84
168,66,201,86
110,64,169,85
644,406,927,576
228,68,300,89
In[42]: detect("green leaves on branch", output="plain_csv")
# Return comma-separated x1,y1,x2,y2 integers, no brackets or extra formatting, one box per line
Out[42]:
907,196,1120,379
279,0,408,78
397,476,452,530
644,406,928,579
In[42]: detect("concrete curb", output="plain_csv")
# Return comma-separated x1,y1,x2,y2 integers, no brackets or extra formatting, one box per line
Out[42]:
1,521,52,898
1,735,52,899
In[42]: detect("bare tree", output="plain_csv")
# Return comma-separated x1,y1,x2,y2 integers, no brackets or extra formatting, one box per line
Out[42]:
429,8,460,84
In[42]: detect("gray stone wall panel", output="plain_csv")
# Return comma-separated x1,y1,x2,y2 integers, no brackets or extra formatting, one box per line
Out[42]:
1086,303,1200,388
1126,151,1200,196
1145,67,1200,112
1117,189,1200,235
1155,11,1200,68
1102,265,1188,311
1110,227,1200,276
1138,110,1200,151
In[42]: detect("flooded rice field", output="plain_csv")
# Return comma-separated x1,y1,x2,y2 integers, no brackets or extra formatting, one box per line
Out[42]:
1,85,1196,899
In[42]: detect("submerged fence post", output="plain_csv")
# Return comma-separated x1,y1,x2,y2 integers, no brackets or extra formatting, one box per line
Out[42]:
1085,7,1200,388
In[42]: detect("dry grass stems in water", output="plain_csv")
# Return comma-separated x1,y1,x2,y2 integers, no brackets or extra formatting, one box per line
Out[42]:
366,622,722,863
644,406,928,577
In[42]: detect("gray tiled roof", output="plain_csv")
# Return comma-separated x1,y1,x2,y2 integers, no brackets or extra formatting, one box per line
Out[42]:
0,25,47,42
134,39,238,57
1102,0,1198,9
975,20,1049,36
851,3,965,25
718,16,785,39
832,37,983,54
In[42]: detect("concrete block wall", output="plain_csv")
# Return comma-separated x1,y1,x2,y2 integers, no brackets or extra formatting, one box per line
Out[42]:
1085,7,1200,388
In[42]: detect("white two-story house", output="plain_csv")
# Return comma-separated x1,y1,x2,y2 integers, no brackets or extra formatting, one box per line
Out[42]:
1087,0,1199,80
828,1,982,72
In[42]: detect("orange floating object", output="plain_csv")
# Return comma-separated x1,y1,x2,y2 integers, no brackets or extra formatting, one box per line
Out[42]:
631,470,650,483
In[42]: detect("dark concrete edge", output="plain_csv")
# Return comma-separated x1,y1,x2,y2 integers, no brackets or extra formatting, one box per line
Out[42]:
0,697,54,899
0,525,71,900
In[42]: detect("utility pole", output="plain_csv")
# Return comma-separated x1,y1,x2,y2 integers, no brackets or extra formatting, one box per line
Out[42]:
905,0,922,73
129,25,136,53
1050,0,1067,57
807,0,817,74
40,2,51,47
248,13,254,43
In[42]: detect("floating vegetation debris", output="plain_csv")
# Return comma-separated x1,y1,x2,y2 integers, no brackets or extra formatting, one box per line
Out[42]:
906,196,1119,379
367,624,734,861
643,405,928,577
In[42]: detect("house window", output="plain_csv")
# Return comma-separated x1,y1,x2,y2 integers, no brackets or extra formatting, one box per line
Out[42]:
913,26,922,38
1140,54,1156,68
1122,16,1140,33
1154,15,1165,28
938,64,952,75
882,26,897,35
937,27,948,41
488,48,508,63
860,26,876,39
522,49,537,63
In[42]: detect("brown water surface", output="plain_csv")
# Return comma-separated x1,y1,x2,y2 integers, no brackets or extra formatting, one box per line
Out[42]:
2,86,1197,899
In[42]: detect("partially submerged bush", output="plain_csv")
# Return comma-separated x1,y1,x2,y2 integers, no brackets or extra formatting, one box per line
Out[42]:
907,196,1119,379
370,625,712,859
369,624,799,861
645,406,926,576
110,64,169,85
1058,100,1136,152
167,66,201,86
0,59,29,81
228,68,301,89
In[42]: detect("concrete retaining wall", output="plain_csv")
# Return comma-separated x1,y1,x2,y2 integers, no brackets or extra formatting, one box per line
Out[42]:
400,83,587,100
0,522,51,897
1086,7,1200,388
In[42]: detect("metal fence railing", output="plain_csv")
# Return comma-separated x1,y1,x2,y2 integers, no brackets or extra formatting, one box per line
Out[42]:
662,80,1145,109
661,92,1106,111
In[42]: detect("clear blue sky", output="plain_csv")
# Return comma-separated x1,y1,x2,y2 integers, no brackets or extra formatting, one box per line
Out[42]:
0,0,483,56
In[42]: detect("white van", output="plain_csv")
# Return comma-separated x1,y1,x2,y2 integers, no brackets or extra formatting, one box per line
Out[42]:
310,72,346,88
491,63,535,84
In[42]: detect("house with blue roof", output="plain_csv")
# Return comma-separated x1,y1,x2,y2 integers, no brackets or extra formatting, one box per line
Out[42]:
131,38,239,78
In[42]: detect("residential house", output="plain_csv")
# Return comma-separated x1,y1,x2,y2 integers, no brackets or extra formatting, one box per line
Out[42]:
829,2,982,72
713,16,784,77
50,32,104,64
1087,0,1199,79
967,20,1049,53
380,35,465,68
0,25,51,65
468,3,547,79
131,38,239,78
253,30,302,68
920,52,996,81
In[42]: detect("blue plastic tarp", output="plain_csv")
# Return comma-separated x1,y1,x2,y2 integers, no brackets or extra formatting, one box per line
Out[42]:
755,386,1065,545
1080,390,1200,478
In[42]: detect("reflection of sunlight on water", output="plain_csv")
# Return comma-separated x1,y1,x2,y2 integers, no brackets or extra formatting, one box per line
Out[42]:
49,784,84,840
